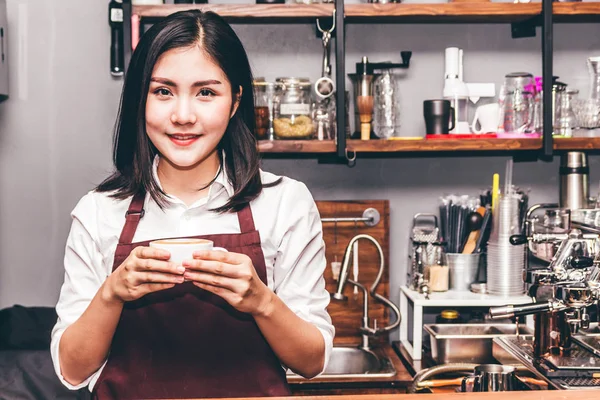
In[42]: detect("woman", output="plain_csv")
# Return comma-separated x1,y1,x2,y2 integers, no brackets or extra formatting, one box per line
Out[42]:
50,10,334,399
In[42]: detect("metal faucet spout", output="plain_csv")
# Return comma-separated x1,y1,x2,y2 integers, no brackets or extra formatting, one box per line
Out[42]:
332,234,401,350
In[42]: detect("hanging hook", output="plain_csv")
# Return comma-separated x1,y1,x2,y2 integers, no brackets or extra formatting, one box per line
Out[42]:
345,148,357,168
316,8,336,36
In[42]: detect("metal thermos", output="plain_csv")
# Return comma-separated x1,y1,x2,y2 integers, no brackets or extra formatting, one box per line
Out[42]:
559,151,589,210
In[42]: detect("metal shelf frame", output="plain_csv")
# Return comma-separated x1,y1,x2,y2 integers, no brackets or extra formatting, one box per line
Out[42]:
115,1,599,164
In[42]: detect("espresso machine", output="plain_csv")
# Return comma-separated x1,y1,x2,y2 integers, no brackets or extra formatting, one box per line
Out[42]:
489,229,600,390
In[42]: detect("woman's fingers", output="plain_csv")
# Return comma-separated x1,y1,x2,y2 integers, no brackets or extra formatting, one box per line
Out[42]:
143,283,177,293
182,259,240,278
137,246,171,260
140,271,185,285
137,258,185,275
184,271,239,291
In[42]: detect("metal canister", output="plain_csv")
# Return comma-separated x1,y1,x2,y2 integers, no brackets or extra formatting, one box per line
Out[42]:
559,151,590,210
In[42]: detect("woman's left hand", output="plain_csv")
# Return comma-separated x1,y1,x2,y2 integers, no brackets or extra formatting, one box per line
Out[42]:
182,250,273,316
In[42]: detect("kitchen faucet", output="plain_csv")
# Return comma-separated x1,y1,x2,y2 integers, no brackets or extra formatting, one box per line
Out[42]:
332,234,401,351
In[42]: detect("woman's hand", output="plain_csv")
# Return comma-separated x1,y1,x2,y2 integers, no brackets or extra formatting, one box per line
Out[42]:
103,247,185,304
182,250,273,316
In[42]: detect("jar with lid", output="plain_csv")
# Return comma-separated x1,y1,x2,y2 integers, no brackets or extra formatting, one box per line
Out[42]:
436,310,462,324
427,245,448,292
252,78,278,140
273,77,315,140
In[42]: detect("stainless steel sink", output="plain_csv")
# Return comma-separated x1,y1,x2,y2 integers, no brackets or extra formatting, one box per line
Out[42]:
286,347,396,380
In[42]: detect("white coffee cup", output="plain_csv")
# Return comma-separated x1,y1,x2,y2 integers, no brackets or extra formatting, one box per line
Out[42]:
149,238,227,265
472,103,500,134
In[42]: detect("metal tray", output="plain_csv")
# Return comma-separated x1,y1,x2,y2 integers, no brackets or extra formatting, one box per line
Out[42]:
424,323,533,365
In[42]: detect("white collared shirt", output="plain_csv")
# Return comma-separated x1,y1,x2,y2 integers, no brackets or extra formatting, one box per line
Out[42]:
50,157,334,391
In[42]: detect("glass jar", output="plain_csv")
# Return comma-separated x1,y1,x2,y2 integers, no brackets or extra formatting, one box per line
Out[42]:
554,88,578,137
373,69,401,138
502,90,533,134
427,246,448,293
499,72,533,133
273,77,315,140
588,56,600,100
252,78,278,140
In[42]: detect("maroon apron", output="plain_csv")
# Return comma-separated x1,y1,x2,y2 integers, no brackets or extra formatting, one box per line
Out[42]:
91,192,291,399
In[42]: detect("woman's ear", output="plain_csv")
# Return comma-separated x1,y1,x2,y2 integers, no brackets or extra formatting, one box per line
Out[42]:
230,86,243,119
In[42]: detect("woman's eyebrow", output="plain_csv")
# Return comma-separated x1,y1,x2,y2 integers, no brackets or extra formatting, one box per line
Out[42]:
150,77,223,87
192,79,222,87
150,77,176,86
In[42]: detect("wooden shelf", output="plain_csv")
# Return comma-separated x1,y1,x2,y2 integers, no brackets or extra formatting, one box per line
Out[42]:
346,3,539,23
133,4,334,22
133,3,600,23
554,2,600,23
345,3,600,23
258,140,336,153
347,138,542,153
256,137,600,155
553,137,600,151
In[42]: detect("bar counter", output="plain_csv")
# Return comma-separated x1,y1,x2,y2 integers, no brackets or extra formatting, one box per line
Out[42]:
177,391,599,400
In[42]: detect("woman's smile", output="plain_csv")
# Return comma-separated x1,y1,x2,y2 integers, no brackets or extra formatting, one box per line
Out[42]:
167,133,202,147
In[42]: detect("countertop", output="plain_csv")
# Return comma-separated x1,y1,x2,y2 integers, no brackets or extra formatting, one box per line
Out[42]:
286,343,412,390
172,391,600,400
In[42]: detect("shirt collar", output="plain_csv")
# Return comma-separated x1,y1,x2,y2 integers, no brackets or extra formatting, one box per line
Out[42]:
151,154,235,203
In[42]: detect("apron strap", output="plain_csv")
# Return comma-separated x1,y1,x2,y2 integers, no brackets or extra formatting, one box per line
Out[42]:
118,192,146,245
118,193,256,244
237,204,256,234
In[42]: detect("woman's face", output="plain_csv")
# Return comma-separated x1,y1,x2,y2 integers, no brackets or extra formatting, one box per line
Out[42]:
146,45,239,170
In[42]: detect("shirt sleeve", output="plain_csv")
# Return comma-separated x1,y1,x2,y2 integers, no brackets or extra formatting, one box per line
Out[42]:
272,181,334,376
50,193,108,391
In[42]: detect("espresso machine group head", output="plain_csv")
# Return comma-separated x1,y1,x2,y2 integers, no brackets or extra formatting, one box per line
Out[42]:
490,229,600,357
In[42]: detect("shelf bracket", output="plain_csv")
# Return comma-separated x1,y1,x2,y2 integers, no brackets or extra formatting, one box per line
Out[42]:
511,15,541,39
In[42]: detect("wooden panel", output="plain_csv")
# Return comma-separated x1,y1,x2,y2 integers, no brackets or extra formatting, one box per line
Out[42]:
315,200,390,346
258,140,336,154
347,138,542,153
133,4,334,21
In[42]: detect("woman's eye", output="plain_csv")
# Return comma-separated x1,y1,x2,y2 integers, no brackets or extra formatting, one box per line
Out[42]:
198,88,214,97
154,88,172,97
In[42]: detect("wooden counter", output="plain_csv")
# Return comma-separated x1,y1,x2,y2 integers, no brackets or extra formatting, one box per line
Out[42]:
189,391,600,400
288,344,412,396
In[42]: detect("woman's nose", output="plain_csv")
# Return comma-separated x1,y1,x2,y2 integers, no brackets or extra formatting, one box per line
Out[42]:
171,99,197,125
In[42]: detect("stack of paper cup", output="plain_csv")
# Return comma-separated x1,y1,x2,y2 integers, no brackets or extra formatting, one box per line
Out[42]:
486,195,525,296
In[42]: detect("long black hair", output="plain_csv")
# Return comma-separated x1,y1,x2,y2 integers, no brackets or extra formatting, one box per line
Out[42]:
97,10,274,213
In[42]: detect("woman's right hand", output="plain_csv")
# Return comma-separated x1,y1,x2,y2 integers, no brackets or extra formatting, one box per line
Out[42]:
102,246,185,304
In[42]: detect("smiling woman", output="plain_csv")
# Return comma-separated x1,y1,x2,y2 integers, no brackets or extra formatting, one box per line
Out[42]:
145,46,239,198
50,9,334,400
